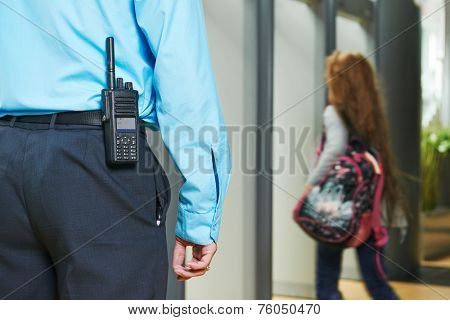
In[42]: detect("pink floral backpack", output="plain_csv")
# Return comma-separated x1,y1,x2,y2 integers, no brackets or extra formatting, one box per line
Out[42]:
293,136,388,248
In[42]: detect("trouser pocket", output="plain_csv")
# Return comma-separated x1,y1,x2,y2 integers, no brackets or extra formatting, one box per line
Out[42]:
154,166,171,226
139,130,171,227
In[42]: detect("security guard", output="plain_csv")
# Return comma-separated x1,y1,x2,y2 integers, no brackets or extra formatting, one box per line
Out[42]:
0,0,231,299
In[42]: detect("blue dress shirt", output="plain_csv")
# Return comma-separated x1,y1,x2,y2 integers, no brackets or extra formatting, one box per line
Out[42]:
0,0,231,245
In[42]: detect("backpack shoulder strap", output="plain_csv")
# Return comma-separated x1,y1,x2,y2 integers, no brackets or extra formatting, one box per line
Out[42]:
365,152,389,247
316,131,326,156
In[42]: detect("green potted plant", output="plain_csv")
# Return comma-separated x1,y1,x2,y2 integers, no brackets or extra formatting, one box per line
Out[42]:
420,128,450,211
421,127,450,260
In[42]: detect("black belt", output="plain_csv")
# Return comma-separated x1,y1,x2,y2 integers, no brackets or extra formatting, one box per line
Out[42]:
0,110,103,126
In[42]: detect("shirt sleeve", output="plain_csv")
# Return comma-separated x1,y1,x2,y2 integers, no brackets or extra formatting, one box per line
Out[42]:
134,0,231,245
307,106,348,185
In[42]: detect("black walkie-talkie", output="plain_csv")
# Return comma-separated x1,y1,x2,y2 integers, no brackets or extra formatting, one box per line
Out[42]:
101,37,139,165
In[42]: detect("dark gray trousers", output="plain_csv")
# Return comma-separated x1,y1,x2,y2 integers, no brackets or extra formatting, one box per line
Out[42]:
0,119,170,299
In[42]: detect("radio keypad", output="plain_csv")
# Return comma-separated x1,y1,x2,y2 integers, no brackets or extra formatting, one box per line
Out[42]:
115,134,137,161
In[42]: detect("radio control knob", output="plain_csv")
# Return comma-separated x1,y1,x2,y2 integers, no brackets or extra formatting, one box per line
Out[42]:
125,82,133,90
117,78,124,88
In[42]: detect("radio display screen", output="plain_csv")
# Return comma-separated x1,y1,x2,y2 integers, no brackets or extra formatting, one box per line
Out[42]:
116,117,136,130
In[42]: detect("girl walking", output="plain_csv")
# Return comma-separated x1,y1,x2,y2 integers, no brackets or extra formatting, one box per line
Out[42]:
303,51,407,300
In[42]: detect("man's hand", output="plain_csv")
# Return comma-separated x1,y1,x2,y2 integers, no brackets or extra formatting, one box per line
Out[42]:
172,237,217,281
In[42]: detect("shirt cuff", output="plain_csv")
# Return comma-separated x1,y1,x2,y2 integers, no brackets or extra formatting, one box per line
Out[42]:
175,205,221,245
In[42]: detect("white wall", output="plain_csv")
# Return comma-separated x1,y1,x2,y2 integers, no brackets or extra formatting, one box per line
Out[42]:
337,15,372,55
186,0,258,299
272,0,323,298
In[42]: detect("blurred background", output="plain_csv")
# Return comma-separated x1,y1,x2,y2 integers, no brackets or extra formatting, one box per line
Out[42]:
150,0,450,300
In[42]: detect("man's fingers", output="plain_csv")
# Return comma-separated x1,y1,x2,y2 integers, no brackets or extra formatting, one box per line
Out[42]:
172,238,218,279
186,251,214,270
172,239,186,272
174,267,207,280
186,258,210,270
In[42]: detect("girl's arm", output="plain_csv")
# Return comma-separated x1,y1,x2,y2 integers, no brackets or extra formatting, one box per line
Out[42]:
307,106,349,186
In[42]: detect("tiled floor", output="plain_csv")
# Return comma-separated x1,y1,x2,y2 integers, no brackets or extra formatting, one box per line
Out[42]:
422,255,450,269
274,279,450,300
422,211,450,260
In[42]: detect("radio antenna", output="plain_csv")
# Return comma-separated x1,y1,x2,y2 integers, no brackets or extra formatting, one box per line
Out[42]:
106,37,115,89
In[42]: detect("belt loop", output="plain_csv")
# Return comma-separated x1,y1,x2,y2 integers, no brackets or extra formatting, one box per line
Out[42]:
49,113,57,129
9,116,17,128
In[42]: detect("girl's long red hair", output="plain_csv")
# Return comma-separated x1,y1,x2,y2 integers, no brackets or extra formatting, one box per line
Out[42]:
326,51,399,220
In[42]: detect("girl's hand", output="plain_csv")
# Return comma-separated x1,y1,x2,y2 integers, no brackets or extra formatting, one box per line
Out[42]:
302,183,313,197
